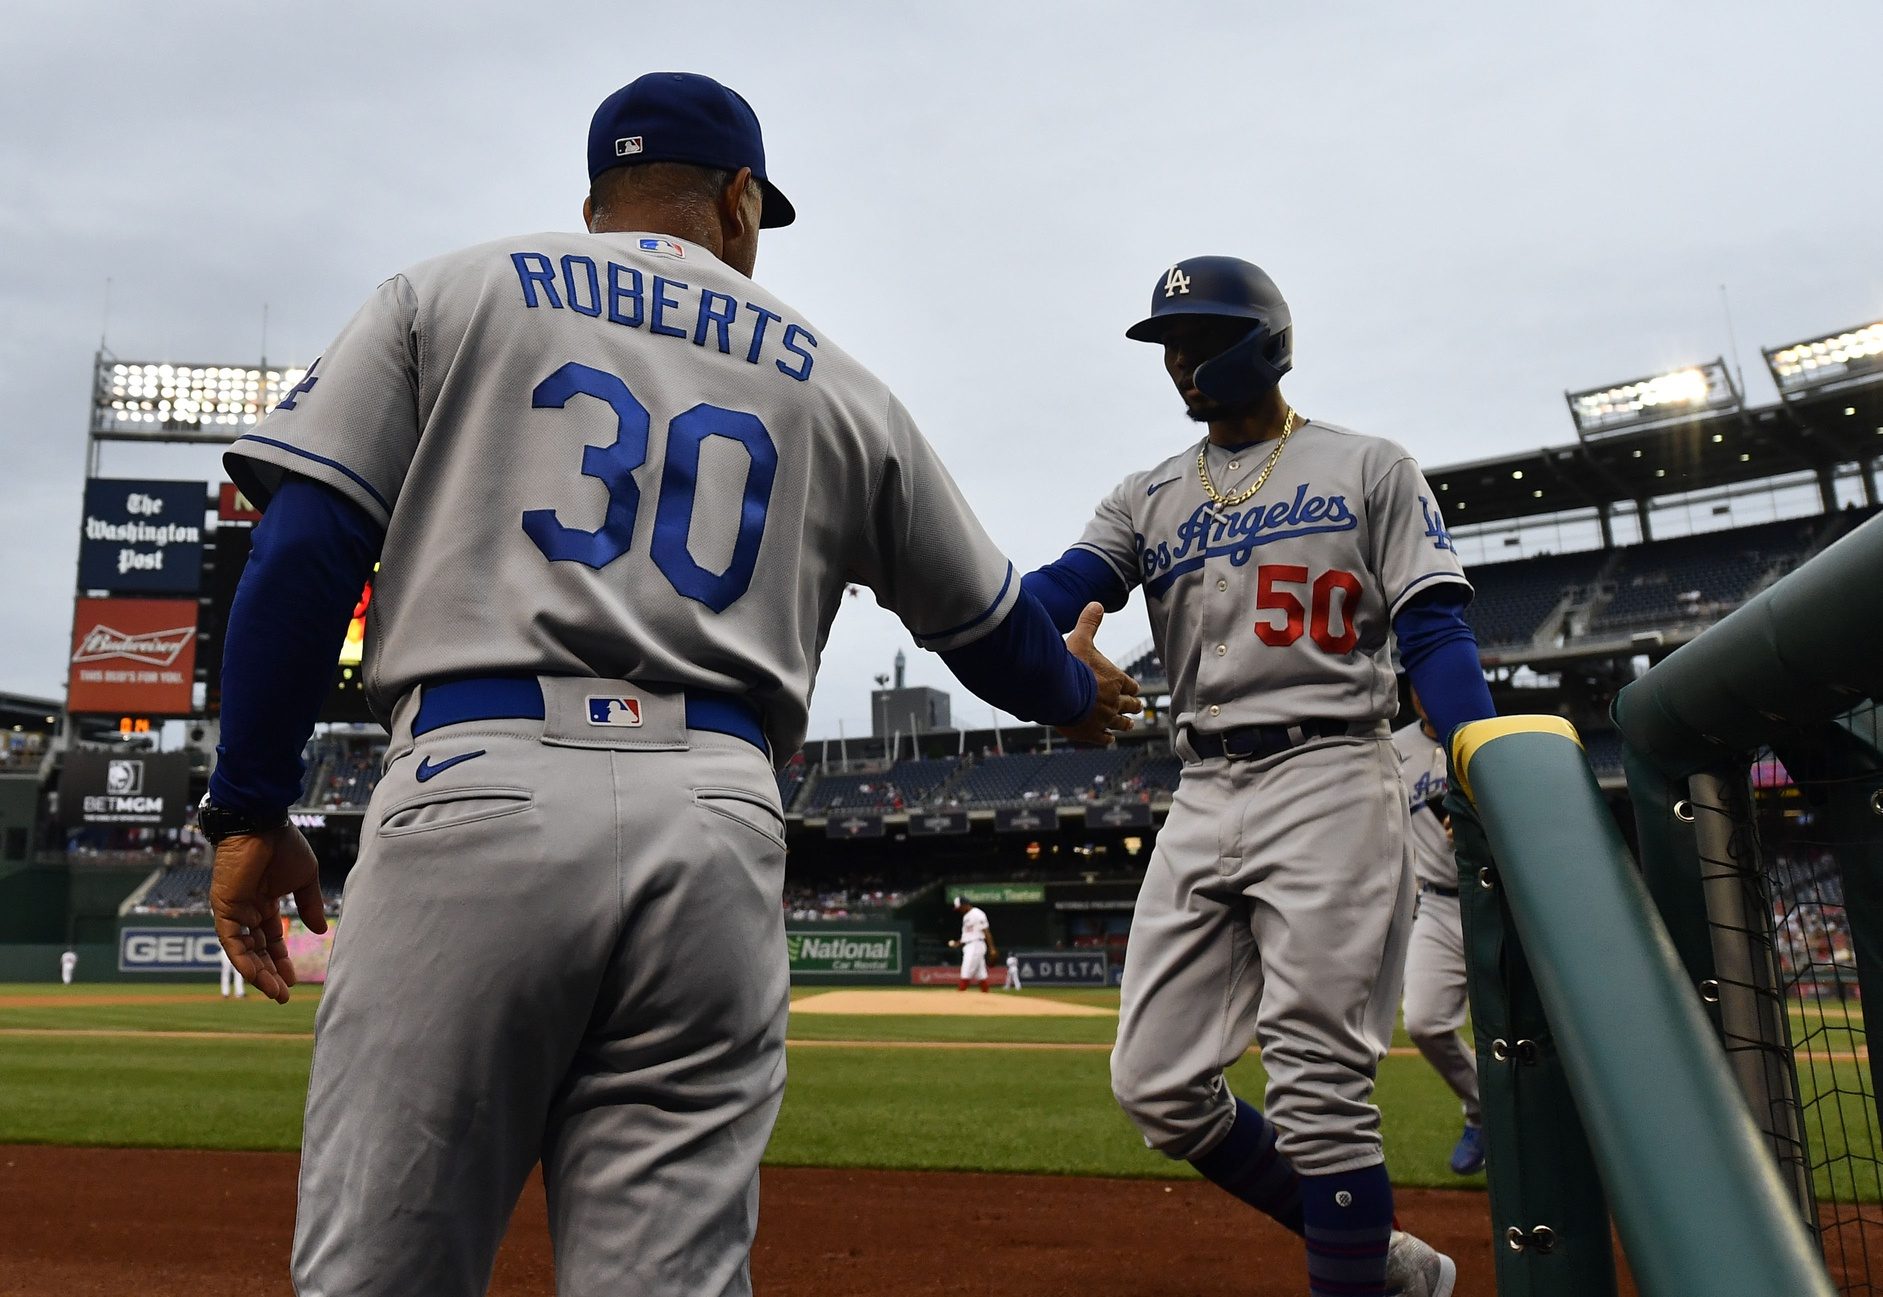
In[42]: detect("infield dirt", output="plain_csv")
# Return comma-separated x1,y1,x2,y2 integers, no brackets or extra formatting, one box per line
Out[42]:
0,1143,1640,1296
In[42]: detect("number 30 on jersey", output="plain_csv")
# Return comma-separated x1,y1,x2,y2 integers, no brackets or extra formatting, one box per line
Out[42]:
521,361,775,613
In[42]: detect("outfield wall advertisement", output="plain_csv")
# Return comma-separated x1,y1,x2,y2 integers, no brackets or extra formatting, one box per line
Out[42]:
948,882,1047,904
1011,950,1110,986
118,926,221,973
784,922,911,986
788,930,902,975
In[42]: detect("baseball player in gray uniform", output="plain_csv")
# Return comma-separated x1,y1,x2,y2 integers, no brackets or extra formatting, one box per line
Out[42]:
1393,690,1484,1175
1023,257,1496,1297
199,72,1138,1297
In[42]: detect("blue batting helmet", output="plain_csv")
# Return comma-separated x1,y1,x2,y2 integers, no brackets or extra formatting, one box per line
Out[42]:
1125,256,1293,405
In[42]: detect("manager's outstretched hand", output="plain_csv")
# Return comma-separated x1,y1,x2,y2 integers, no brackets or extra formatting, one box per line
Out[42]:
1056,602,1144,747
210,825,328,1004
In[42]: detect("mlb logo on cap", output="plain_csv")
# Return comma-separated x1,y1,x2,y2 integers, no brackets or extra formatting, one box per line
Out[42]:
586,72,797,228
587,696,644,727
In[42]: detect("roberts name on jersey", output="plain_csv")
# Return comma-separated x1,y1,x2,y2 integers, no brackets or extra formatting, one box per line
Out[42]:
509,246,818,383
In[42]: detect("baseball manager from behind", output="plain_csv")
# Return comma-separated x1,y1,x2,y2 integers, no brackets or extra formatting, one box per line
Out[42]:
201,72,1139,1297
1022,257,1495,1297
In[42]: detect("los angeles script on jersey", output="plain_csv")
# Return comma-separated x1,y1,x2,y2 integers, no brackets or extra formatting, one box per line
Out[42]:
509,251,817,382
1139,484,1358,595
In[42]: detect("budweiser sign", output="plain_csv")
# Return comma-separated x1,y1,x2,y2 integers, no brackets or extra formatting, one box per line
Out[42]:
68,597,199,716
72,623,196,667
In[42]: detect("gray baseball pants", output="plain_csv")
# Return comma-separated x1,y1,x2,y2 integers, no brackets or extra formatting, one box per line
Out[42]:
1402,889,1482,1124
1110,733,1414,1175
292,681,788,1297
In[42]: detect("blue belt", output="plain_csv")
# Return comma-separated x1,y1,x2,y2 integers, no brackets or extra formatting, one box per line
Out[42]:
412,676,768,755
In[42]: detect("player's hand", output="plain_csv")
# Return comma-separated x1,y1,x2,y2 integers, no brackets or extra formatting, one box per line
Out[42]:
948,940,959,949
1056,603,1144,747
209,824,327,1005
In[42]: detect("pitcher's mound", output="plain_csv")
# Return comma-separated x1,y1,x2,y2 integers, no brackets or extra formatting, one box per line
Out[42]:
793,990,1115,1017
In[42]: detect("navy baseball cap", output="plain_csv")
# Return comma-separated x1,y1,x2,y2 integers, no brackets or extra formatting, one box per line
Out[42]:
587,72,796,229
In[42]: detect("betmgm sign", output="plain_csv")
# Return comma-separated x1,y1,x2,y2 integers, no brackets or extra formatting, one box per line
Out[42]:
59,749,190,827
118,927,222,973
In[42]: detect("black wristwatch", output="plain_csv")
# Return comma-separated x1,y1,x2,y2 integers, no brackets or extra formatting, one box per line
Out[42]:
197,793,288,846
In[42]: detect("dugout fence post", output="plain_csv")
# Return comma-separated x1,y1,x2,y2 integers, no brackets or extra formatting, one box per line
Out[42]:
1445,786,1616,1297
1622,747,1719,1026
1776,713,1883,1116
1450,716,1835,1297
1686,765,1818,1230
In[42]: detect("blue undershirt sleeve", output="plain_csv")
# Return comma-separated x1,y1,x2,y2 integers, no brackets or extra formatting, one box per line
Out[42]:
940,587,1097,728
1393,586,1497,745
1021,548,1132,634
208,475,385,817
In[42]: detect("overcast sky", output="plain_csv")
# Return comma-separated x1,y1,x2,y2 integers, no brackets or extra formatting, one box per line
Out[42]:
4,1,1879,740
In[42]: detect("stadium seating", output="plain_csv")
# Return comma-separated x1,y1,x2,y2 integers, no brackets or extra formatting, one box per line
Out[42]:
1122,645,1166,687
949,752,1053,804
803,755,963,812
1134,753,1182,796
132,865,213,914
944,746,1143,807
1581,729,1625,780
783,877,911,920
1023,746,1136,803
1463,550,1612,648
776,755,810,811
1588,517,1820,634
131,863,345,917
297,737,386,809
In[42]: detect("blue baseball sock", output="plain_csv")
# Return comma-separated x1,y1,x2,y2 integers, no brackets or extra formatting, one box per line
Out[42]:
1188,1098,1304,1235
1300,1163,1394,1296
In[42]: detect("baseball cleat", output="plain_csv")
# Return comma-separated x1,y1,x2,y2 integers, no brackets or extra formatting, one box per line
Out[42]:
1448,1122,1485,1176
1385,1230,1457,1297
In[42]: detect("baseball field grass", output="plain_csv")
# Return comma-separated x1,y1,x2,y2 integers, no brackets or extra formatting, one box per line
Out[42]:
2,983,1876,1199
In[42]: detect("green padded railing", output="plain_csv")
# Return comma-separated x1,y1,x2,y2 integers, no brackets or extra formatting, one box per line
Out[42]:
1449,716,1834,1297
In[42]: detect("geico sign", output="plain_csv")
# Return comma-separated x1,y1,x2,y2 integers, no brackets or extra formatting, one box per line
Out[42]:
119,928,222,971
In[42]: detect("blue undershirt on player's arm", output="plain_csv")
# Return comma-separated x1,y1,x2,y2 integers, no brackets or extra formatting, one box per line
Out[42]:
1394,586,1496,745
1021,548,1132,634
209,476,385,818
939,587,1097,728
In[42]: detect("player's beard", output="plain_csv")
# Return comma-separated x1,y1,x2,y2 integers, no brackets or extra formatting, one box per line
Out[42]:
1183,395,1264,423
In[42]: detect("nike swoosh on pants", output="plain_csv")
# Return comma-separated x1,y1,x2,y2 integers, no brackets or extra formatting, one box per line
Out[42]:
415,750,487,782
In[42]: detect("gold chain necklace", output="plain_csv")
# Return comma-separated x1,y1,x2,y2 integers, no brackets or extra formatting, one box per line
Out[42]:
1196,408,1299,509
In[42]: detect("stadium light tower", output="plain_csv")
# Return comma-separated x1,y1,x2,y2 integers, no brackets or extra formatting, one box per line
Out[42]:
1761,320,1883,399
1565,358,1741,441
89,357,310,471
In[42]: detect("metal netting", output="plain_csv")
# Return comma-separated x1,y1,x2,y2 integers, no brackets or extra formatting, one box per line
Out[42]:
1752,702,1883,1295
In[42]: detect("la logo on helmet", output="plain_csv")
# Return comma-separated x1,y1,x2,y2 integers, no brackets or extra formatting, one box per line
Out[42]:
1162,266,1192,297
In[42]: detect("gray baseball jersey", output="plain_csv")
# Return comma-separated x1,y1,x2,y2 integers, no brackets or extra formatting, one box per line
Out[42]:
1068,422,1467,732
1391,721,1455,889
1105,419,1460,1179
226,231,1017,758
